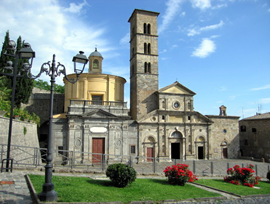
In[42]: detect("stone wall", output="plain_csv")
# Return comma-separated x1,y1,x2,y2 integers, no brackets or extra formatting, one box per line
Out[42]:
21,87,64,126
239,118,270,162
0,116,40,165
207,115,240,159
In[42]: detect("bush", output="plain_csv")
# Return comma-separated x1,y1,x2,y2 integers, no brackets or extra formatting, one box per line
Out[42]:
164,163,198,186
106,163,137,187
224,164,261,187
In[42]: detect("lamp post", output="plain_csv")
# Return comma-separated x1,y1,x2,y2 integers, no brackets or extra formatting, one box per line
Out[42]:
38,52,88,202
1,40,88,202
0,40,35,172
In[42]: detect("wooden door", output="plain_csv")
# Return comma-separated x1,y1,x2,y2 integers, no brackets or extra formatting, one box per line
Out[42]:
147,147,153,162
92,138,105,163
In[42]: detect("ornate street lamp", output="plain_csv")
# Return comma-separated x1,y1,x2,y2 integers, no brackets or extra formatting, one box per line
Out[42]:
38,52,88,202
0,40,88,202
0,40,35,173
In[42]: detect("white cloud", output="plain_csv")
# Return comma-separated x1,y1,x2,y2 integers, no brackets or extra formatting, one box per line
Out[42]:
120,33,130,46
251,84,270,91
229,95,236,100
159,0,184,33
188,21,224,36
259,98,270,104
190,0,211,10
192,38,216,58
0,0,110,85
219,86,227,92
211,4,227,10
64,0,88,14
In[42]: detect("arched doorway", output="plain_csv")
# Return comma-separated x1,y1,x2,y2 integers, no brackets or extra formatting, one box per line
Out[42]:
169,131,185,160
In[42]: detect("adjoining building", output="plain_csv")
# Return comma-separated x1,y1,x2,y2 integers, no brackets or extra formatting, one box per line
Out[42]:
239,112,270,162
52,9,240,164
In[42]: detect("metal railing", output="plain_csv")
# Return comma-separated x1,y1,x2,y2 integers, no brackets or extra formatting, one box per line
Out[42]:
1,144,269,177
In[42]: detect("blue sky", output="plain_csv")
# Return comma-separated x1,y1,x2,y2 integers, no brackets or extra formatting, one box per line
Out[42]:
0,0,269,118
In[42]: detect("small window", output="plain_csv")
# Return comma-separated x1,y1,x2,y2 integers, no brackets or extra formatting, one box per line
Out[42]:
162,115,165,120
240,126,246,132
143,23,147,34
148,43,151,54
223,129,227,133
147,24,151,34
188,116,191,120
92,95,102,105
93,59,99,69
130,145,136,154
252,128,256,133
144,43,147,54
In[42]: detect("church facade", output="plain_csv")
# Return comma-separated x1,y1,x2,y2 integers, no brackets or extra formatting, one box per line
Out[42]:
52,9,239,164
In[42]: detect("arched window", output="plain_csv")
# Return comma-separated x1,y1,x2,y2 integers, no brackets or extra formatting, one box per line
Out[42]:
171,131,182,138
144,62,148,73
148,63,151,73
148,43,151,54
144,43,147,54
143,23,147,34
147,24,151,34
93,59,99,69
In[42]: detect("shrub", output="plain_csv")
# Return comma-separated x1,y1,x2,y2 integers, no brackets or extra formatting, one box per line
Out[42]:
106,163,137,187
224,164,261,187
164,163,198,186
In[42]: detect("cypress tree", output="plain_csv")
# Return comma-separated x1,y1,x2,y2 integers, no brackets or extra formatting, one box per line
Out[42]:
0,32,34,107
14,36,34,107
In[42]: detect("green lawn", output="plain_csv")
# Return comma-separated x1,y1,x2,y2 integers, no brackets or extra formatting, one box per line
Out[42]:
196,179,270,196
29,175,221,203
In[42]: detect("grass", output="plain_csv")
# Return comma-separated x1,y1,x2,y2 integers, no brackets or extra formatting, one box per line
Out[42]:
196,179,270,196
29,175,220,203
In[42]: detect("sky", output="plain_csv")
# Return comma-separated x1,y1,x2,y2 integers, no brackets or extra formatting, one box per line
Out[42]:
0,0,269,119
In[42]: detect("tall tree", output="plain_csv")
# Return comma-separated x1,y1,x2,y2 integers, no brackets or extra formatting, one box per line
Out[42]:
14,36,34,107
0,32,34,107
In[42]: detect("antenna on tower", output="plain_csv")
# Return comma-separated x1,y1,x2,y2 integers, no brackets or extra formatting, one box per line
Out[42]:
257,103,262,114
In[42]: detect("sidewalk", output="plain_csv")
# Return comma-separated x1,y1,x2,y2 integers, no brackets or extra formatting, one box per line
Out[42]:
1,169,270,204
0,170,32,204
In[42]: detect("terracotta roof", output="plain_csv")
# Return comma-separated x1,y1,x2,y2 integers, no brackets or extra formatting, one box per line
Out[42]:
241,112,270,121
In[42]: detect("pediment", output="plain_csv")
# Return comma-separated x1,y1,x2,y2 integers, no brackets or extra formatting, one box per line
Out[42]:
159,81,196,96
82,109,117,118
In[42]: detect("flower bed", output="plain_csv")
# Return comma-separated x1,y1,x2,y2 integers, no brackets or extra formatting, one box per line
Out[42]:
224,164,261,187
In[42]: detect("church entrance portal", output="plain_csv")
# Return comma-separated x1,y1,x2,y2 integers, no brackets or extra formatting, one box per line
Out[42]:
198,146,204,159
171,143,180,159
92,138,105,163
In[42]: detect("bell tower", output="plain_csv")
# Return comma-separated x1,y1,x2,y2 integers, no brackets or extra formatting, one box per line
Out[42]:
89,47,103,74
128,9,160,120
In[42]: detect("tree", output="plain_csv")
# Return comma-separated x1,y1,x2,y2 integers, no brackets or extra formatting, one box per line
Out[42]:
14,36,34,107
33,79,65,94
0,31,34,107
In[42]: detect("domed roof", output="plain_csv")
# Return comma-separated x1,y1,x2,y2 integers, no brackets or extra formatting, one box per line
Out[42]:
89,47,102,57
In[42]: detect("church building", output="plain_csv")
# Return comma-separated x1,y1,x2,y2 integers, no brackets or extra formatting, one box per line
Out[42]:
52,9,240,164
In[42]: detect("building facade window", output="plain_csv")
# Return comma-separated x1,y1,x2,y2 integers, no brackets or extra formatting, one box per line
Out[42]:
252,128,257,133
240,126,246,132
143,23,151,34
130,145,136,154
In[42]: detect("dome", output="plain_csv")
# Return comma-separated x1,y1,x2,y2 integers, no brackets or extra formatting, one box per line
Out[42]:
89,47,102,57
